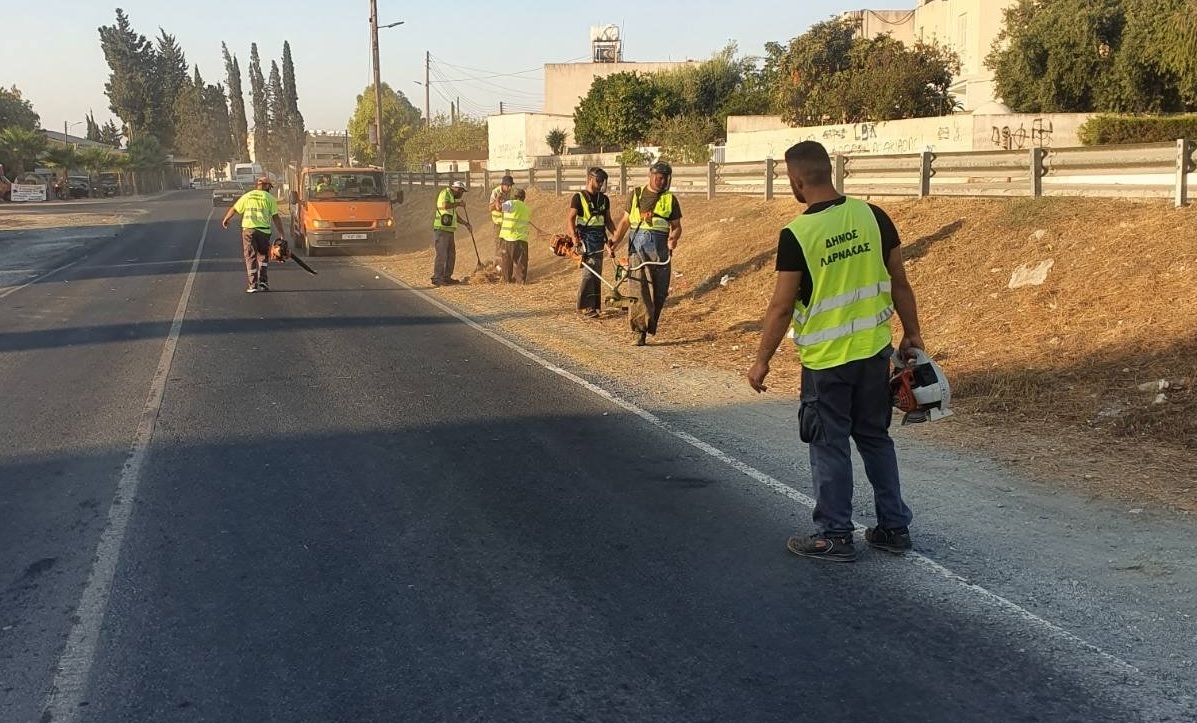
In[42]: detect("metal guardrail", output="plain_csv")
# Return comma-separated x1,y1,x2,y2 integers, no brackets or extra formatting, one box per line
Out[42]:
391,139,1196,207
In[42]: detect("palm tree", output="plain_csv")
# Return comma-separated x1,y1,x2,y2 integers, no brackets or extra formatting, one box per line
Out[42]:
546,127,568,156
0,127,48,176
42,145,81,198
78,147,117,197
128,135,168,194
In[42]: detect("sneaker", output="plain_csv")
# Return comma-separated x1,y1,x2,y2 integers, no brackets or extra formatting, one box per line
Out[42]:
633,331,647,346
786,533,856,563
257,282,269,292
246,285,258,293
442,278,461,285
430,278,443,286
580,309,599,318
865,526,912,554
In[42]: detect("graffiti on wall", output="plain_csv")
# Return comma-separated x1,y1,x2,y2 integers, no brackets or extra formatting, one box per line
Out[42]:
992,118,1054,150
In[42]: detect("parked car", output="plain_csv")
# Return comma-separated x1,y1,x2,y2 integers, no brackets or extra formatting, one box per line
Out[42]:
212,180,248,206
67,176,91,199
0,174,11,202
98,173,120,197
190,177,209,189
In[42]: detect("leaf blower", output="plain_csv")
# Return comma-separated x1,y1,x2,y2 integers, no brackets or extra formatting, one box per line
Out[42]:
890,348,952,425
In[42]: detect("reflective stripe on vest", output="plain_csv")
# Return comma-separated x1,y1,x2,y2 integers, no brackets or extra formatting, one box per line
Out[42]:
787,197,894,370
500,200,531,241
576,192,606,227
433,188,457,231
238,190,276,230
628,187,673,233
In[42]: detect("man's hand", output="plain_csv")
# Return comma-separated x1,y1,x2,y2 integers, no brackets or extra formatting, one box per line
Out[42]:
667,237,678,251
221,219,229,229
898,332,925,361
461,220,471,230
747,360,770,393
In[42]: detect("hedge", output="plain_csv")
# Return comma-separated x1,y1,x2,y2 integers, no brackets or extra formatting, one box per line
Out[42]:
1078,114,1197,145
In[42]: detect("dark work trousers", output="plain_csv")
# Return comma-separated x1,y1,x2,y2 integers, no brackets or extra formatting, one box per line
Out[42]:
241,227,271,287
500,239,528,283
492,222,504,266
432,229,456,283
800,346,913,536
577,251,605,312
628,230,671,335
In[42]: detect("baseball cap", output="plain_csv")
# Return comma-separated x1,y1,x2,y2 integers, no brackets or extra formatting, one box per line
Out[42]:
501,175,515,185
256,175,273,186
450,180,467,191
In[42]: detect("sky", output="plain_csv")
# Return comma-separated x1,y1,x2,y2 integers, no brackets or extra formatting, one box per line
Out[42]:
7,0,917,135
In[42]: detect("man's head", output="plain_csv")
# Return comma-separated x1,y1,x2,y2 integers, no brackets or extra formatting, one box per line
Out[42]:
501,175,514,190
320,175,330,183
256,175,273,191
513,187,526,201
783,141,835,205
450,180,467,197
647,161,672,192
586,166,608,192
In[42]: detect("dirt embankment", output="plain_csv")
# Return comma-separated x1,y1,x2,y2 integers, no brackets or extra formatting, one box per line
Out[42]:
372,186,1197,513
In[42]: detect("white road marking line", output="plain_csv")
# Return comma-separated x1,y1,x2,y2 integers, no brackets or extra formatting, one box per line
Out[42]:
41,209,213,723
373,266,1141,679
0,258,85,299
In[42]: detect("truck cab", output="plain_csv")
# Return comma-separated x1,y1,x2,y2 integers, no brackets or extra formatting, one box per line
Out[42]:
287,166,403,255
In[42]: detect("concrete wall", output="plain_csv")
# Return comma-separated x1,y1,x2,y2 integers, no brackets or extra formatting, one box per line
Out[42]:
487,113,575,171
724,113,1092,162
543,61,700,116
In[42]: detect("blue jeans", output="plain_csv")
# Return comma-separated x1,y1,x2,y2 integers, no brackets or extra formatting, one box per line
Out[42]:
800,346,913,536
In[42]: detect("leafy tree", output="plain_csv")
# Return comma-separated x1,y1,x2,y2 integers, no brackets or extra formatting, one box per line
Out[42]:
614,148,655,166
203,82,235,171
348,83,423,168
651,44,766,138
401,113,487,167
987,0,1125,113
98,9,158,140
771,18,959,124
545,127,568,155
248,43,269,169
222,42,249,161
772,18,857,124
0,127,48,175
176,67,236,177
651,115,716,164
127,133,167,192
42,145,80,193
78,146,117,196
573,72,680,151
0,86,40,130
100,119,123,148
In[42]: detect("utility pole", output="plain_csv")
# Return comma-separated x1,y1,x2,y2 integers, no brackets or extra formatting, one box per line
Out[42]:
424,51,431,128
499,101,504,115
369,0,385,172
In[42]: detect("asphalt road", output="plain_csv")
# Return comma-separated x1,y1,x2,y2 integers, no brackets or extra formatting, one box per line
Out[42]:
0,193,1190,722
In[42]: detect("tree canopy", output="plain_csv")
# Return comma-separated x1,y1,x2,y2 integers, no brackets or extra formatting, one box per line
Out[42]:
1,86,40,131
987,0,1197,112
347,83,424,168
402,113,488,167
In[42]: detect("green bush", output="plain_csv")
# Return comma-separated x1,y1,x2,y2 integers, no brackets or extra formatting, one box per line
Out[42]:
1078,115,1197,145
615,148,655,166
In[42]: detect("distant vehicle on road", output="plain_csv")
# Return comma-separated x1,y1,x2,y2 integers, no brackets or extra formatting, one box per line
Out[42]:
232,162,264,185
190,177,208,190
212,180,249,207
67,176,91,199
98,173,120,197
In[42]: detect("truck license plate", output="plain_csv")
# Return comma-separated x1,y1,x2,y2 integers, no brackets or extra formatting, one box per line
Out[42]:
341,233,368,240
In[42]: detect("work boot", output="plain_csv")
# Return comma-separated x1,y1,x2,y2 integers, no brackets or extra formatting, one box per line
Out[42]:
632,331,647,346
786,533,856,563
865,526,912,554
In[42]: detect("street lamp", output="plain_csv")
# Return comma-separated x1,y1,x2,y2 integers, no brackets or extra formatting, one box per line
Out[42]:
368,1,403,173
64,120,84,144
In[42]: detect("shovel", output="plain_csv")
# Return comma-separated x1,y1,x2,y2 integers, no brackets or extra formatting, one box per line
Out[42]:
460,203,486,273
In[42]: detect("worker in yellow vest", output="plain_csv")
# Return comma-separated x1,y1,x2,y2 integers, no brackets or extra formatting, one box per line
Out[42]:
610,162,682,345
748,140,925,563
431,180,471,286
566,167,616,316
221,176,287,293
497,187,534,283
488,174,515,267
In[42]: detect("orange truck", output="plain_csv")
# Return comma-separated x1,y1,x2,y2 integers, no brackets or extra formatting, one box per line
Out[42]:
286,166,403,255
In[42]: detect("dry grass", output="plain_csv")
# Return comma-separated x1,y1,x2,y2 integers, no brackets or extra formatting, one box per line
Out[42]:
374,186,1197,512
